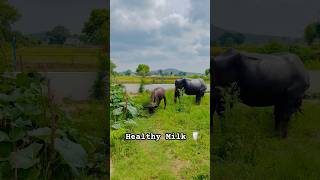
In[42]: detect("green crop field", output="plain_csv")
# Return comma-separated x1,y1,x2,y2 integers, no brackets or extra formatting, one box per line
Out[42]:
213,100,320,179
110,90,210,179
16,46,100,71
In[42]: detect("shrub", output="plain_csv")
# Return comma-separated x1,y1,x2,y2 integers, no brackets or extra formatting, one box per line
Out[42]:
0,72,90,179
110,83,140,129
138,79,145,93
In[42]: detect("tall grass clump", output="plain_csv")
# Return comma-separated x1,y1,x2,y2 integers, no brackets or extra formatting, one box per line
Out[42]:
138,78,145,93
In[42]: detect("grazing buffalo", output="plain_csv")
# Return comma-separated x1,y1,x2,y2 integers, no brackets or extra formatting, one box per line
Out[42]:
213,49,310,138
174,78,207,104
147,87,167,113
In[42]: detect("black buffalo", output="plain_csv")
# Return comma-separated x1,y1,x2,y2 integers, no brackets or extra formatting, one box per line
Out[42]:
174,78,207,104
213,49,310,138
147,87,167,113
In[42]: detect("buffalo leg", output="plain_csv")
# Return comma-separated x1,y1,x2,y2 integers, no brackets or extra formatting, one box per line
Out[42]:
280,109,291,138
163,96,167,109
274,105,281,132
196,94,201,104
174,88,180,103
214,87,226,117
274,103,292,138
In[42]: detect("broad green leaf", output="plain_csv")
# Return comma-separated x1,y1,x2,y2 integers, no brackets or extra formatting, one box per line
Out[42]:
10,143,43,169
9,89,22,101
111,123,122,130
127,105,138,117
13,117,32,128
28,127,51,137
0,161,12,179
54,137,87,173
0,93,13,102
9,128,25,142
16,73,30,87
0,142,13,160
0,131,9,142
112,107,123,116
124,119,137,125
15,103,42,116
28,128,66,142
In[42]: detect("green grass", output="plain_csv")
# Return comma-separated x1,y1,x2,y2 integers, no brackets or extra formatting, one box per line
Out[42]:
213,100,320,179
111,90,210,179
16,46,100,71
305,60,320,70
62,100,106,137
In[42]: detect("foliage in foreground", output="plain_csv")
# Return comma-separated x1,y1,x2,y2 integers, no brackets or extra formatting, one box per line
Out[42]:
0,72,105,179
110,83,141,130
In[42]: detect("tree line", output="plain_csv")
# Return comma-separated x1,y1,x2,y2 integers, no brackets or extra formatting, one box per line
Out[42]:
0,0,108,47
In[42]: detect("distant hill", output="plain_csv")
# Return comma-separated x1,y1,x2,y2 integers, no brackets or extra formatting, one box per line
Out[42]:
212,26,303,44
119,68,203,76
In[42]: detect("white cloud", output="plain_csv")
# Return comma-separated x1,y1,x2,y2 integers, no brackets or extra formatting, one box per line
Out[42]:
111,0,210,73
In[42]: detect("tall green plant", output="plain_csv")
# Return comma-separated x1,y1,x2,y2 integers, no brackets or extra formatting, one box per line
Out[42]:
176,88,186,112
110,83,139,129
92,52,108,99
0,72,89,179
138,79,145,93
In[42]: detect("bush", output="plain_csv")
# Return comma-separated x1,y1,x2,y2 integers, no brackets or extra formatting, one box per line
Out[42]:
0,72,90,179
110,83,140,129
138,79,145,93
92,52,108,99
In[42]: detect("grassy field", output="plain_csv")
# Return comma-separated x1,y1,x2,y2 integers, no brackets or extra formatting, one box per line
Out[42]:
16,46,100,71
111,90,210,179
305,60,320,70
113,75,210,84
213,100,320,179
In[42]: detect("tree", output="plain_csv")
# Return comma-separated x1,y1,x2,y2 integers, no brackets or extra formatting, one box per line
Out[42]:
46,26,70,44
178,71,187,76
124,69,132,76
110,60,116,75
233,33,245,44
0,0,20,41
205,68,210,76
136,64,150,77
0,0,20,70
304,23,317,45
82,9,109,45
218,32,245,46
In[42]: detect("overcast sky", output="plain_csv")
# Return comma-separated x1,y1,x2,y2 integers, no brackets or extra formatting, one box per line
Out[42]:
10,0,319,72
111,0,210,73
9,0,107,34
213,0,320,38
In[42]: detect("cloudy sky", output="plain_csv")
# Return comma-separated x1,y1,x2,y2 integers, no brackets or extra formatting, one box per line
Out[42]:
111,0,210,73
9,0,107,34
213,0,320,37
